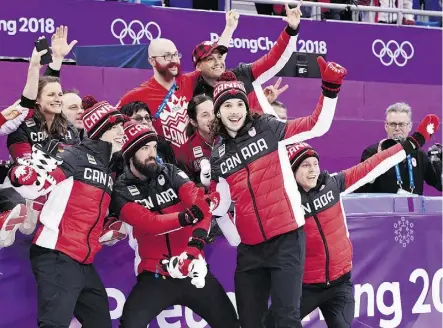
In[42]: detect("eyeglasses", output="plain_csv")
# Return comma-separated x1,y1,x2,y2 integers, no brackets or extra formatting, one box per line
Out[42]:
150,52,182,62
132,115,152,123
386,122,410,128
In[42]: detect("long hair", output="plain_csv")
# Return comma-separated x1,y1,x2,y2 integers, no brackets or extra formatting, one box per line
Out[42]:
210,111,261,139
185,94,213,137
34,76,69,138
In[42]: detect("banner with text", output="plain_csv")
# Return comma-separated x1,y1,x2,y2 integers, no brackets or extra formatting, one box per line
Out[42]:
0,0,441,85
0,196,441,327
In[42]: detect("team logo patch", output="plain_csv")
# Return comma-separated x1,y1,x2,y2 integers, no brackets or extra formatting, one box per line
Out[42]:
158,174,165,186
248,127,256,137
127,185,140,196
411,158,417,167
219,144,226,157
87,154,97,165
193,146,203,158
25,118,36,127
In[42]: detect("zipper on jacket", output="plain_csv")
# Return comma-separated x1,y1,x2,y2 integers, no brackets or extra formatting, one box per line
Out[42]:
158,208,172,257
308,197,330,286
232,138,267,241
83,189,106,263
245,165,267,241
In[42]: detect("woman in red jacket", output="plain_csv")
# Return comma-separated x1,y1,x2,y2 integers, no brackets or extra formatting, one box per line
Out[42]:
0,31,78,247
265,113,439,327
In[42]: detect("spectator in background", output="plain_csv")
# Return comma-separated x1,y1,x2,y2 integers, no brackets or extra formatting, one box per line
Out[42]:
177,94,216,185
377,0,415,24
62,89,84,135
355,102,441,195
120,101,176,165
271,100,288,120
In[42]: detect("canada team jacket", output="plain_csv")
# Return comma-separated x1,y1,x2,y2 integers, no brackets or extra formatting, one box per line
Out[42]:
194,26,300,113
210,92,338,245
302,143,411,284
32,138,114,264
110,164,211,276
176,131,219,184
7,116,79,161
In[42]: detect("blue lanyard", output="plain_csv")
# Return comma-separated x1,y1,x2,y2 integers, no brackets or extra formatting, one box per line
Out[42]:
153,82,177,120
395,154,415,192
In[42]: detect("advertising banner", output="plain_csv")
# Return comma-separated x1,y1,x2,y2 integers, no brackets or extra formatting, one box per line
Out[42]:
0,196,441,327
0,0,441,85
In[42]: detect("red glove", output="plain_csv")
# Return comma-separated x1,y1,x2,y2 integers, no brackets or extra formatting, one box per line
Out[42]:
317,57,347,96
405,114,440,151
9,165,38,187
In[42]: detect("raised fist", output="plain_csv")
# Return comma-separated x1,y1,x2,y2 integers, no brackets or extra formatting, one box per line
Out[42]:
317,57,347,94
408,114,440,149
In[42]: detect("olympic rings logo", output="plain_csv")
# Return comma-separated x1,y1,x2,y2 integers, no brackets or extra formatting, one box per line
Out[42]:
372,40,414,67
111,19,161,45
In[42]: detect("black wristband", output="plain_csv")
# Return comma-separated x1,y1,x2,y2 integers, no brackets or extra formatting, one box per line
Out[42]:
178,212,190,227
285,25,300,36
20,95,36,109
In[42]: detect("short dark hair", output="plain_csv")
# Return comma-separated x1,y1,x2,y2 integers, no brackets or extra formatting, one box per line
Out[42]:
120,101,151,118
186,94,213,137
271,100,286,109
62,88,80,96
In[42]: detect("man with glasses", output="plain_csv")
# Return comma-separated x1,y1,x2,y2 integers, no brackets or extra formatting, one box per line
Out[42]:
117,12,239,155
120,101,176,165
356,102,441,194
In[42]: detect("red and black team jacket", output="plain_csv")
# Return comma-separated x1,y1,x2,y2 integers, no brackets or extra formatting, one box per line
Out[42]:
110,164,211,276
7,117,79,162
194,26,300,113
33,138,114,264
210,93,338,246
176,131,219,184
302,143,412,284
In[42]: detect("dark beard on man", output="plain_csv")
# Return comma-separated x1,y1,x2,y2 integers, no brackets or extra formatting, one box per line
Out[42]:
133,156,159,178
154,60,181,82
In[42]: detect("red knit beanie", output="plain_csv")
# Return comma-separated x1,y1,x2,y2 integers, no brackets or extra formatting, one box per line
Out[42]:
81,101,125,140
121,121,158,161
286,142,320,172
213,72,249,115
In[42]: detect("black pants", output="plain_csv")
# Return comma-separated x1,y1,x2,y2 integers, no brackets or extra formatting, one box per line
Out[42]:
265,273,355,328
235,228,306,328
30,245,111,328
120,270,240,328
0,187,25,212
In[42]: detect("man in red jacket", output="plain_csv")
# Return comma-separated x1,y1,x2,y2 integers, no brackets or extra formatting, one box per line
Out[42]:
264,114,440,328
116,12,239,153
209,56,347,328
9,101,126,328
110,122,239,328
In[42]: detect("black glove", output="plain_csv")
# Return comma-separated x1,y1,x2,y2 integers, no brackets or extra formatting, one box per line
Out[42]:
428,143,442,162
178,205,204,227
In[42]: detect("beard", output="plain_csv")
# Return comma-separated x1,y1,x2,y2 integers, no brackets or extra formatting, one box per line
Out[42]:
154,60,181,82
133,155,159,178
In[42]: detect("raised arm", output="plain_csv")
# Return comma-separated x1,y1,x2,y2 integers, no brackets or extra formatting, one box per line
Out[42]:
217,10,240,52
265,57,347,146
337,115,441,194
45,25,78,76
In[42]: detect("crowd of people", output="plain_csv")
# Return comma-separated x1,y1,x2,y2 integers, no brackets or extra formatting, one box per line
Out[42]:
0,4,441,328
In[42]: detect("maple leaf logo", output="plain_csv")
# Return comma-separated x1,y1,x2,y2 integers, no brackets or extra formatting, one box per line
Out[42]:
427,123,435,135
